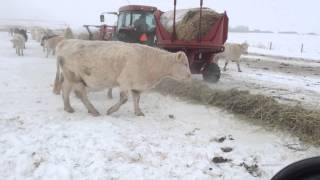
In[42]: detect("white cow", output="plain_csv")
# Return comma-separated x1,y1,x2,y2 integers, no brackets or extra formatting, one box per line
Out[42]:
64,27,74,39
43,36,64,57
53,40,191,116
215,42,249,72
10,34,25,56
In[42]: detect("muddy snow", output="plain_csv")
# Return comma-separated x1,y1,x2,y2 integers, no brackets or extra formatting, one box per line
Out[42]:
0,32,319,180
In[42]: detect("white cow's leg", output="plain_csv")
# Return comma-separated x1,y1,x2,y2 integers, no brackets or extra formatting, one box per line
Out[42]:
46,48,50,58
237,60,242,72
107,88,113,99
21,48,24,56
62,79,74,113
131,90,144,116
107,91,128,115
223,59,229,71
53,73,63,95
74,83,100,116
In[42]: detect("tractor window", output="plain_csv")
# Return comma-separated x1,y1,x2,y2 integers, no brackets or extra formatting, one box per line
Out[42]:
132,12,155,31
146,13,155,29
118,12,131,28
132,13,142,24
118,12,155,31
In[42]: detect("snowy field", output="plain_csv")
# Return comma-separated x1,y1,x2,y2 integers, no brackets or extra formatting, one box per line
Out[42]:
0,32,319,180
228,32,320,60
211,54,320,110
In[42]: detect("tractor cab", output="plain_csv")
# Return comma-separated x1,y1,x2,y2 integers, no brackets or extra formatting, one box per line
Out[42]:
115,5,157,46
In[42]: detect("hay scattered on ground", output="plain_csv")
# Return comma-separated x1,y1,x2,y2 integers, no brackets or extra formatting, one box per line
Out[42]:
155,79,320,145
163,8,223,41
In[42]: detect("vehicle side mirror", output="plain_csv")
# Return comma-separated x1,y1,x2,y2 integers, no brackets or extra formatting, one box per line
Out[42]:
100,15,105,22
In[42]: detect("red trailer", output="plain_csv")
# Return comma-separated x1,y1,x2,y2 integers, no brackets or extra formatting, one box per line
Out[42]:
154,0,228,82
98,0,229,82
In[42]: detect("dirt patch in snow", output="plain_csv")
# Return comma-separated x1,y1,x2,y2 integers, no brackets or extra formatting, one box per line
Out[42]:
155,78,320,145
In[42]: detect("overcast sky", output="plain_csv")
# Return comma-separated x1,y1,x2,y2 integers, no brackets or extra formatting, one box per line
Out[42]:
1,0,320,33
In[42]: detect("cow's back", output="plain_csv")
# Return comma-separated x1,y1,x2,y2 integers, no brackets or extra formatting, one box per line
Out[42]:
57,40,177,90
56,40,133,89
47,36,64,49
223,43,243,60
13,34,25,47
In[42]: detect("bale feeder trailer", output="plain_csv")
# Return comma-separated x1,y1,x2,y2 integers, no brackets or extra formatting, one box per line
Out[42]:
98,0,229,82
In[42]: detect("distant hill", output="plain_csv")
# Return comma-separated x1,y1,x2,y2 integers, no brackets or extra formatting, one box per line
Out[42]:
306,32,318,36
278,31,298,34
229,25,250,33
229,26,273,33
250,29,274,33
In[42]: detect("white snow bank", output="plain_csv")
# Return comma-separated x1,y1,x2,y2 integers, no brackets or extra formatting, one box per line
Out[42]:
228,32,320,60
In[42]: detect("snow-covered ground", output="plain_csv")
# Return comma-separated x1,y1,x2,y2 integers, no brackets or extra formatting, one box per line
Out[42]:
228,32,320,60
1,32,319,180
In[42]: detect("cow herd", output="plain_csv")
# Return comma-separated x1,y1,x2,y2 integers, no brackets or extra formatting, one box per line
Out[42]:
6,26,247,116
8,27,74,57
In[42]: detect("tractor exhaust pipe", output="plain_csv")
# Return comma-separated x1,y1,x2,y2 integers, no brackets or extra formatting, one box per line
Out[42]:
172,0,177,42
198,0,203,42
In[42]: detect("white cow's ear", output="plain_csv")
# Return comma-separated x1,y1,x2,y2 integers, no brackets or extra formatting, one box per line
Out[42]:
176,51,185,63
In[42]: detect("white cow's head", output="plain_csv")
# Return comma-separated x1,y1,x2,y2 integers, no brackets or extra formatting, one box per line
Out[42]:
170,51,192,81
241,42,249,54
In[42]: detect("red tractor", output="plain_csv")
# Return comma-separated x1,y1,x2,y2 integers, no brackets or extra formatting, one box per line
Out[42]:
83,12,117,40
99,0,228,82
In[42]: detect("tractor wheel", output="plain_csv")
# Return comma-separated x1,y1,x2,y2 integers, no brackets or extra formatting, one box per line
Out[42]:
272,156,320,180
202,63,221,83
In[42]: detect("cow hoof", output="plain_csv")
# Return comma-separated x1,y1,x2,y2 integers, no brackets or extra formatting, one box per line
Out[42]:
107,108,115,115
135,111,145,116
89,110,100,117
238,70,242,72
53,90,60,95
64,107,75,113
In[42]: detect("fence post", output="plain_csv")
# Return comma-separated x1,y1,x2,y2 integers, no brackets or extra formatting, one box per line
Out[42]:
301,43,304,53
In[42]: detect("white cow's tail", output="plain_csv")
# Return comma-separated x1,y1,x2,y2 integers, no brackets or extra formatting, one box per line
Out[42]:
53,56,64,95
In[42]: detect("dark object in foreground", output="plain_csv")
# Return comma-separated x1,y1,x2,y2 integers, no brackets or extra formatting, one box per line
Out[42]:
240,162,262,177
221,147,233,153
272,156,320,180
168,114,175,119
212,156,232,164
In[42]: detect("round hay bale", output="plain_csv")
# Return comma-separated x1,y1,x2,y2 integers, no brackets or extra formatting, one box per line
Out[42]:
161,8,223,41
